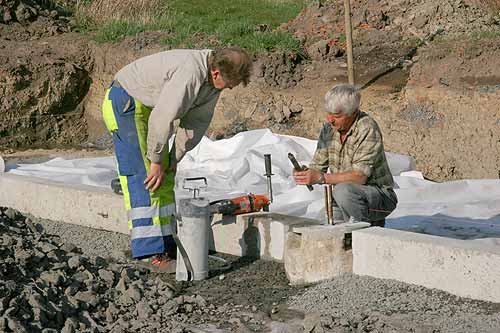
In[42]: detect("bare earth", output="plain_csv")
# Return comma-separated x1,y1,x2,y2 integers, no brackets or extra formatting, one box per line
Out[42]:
1,0,499,181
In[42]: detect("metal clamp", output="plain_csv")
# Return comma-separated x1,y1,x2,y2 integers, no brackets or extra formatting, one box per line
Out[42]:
182,177,208,199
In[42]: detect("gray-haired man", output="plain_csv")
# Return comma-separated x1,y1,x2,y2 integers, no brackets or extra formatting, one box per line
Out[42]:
293,84,397,226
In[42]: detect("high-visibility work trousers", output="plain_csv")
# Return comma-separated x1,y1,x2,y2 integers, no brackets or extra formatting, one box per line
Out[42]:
102,83,176,258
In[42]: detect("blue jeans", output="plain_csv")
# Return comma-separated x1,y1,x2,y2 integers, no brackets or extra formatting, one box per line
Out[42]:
332,183,397,226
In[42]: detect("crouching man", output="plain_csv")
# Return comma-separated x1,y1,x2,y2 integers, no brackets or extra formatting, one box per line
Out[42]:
293,84,397,226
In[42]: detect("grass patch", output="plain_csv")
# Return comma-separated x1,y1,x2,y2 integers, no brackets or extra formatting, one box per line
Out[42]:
470,29,500,40
75,0,306,54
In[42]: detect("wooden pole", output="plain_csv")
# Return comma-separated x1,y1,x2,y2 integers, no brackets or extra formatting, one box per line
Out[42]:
344,0,355,85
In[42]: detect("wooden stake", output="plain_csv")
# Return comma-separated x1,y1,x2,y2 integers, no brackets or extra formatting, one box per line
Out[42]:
344,0,355,85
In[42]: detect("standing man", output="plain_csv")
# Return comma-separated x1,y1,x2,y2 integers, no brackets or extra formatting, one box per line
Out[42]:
293,84,397,226
102,47,252,270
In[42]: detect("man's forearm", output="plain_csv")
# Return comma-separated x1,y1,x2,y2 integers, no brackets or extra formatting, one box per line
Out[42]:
323,171,367,185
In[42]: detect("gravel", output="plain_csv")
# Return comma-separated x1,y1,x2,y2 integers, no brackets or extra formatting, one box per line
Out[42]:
288,274,500,332
3,206,500,332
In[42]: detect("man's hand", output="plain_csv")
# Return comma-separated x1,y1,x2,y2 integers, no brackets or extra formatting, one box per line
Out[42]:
144,162,165,192
293,168,322,185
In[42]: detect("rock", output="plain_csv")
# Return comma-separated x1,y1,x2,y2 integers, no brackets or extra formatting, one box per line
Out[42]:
40,271,65,286
90,256,107,267
307,40,330,61
40,242,58,254
3,9,13,23
0,317,7,331
6,316,28,332
24,218,42,234
194,295,207,308
121,286,142,304
15,2,37,24
61,318,77,333
120,268,135,281
414,15,428,29
115,277,127,292
136,301,153,319
4,208,17,220
98,269,115,285
270,320,303,333
303,312,322,333
67,255,83,269
74,291,99,307
61,242,78,253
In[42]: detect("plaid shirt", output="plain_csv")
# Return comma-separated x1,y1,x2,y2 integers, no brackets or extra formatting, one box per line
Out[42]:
309,111,394,188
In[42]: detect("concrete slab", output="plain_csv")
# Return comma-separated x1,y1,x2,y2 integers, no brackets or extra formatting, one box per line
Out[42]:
0,173,128,234
0,173,321,262
285,223,371,285
353,227,500,303
210,212,321,261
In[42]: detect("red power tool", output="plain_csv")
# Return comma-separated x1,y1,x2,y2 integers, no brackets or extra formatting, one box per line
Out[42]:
209,194,270,215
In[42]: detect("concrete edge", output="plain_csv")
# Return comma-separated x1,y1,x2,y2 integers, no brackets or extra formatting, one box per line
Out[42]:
354,227,500,256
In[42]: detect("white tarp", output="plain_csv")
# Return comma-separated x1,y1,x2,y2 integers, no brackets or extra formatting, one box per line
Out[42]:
6,129,500,240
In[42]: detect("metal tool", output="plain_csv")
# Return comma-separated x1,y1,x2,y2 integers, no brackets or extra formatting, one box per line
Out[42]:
263,154,274,205
288,152,313,191
175,177,210,281
209,194,270,215
183,177,208,199
324,185,334,225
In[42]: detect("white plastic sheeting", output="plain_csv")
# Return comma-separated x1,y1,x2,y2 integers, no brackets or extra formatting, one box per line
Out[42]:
7,129,500,240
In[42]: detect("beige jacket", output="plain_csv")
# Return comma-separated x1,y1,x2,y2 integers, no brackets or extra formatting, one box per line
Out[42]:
115,49,221,164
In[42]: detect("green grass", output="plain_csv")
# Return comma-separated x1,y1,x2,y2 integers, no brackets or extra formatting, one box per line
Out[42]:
470,29,500,40
81,0,307,55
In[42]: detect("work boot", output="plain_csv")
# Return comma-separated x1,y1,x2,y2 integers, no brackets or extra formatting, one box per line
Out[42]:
149,254,176,274
133,253,176,274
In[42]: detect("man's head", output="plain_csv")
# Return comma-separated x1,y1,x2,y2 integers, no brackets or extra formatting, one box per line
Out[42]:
209,47,252,90
324,84,360,133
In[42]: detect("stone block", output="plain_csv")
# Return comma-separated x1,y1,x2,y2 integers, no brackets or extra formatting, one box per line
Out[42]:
209,212,320,261
353,227,500,303
0,173,128,234
285,222,370,285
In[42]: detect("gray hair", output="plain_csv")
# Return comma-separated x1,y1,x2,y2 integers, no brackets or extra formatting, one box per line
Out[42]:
324,84,361,116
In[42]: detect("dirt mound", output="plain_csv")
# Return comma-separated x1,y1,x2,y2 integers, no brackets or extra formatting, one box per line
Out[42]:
282,0,499,50
0,0,71,26
0,33,92,149
0,1,91,149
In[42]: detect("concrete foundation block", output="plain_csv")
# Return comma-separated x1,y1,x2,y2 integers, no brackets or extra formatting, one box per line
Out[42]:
0,174,128,234
353,227,500,303
210,212,320,261
285,222,370,285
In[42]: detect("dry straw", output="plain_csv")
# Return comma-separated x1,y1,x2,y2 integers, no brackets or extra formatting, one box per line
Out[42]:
75,0,169,25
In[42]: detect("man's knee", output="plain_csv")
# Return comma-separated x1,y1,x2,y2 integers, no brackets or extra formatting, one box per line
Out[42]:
332,183,359,206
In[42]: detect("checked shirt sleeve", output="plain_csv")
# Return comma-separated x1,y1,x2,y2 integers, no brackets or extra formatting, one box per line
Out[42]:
309,123,332,173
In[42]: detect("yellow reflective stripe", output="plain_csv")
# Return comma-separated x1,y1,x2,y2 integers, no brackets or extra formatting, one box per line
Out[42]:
119,174,133,231
102,89,118,133
119,174,131,211
134,99,152,174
